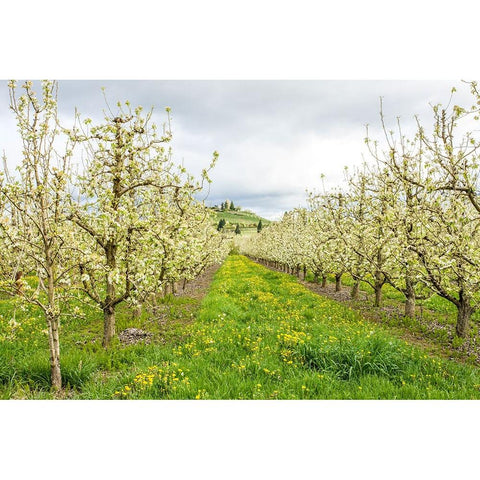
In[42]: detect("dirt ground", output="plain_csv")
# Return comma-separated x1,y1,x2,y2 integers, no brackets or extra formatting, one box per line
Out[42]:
177,264,221,300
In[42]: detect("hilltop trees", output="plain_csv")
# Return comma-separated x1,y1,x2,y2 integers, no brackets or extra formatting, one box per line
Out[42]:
218,199,239,211
220,200,231,211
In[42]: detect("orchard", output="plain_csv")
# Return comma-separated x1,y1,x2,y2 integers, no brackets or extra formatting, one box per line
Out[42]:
0,81,229,391
242,82,480,343
2,80,480,399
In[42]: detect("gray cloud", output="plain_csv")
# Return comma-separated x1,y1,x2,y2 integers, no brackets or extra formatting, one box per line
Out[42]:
0,79,475,219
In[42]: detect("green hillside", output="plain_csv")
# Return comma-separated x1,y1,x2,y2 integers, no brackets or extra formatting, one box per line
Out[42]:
210,206,271,233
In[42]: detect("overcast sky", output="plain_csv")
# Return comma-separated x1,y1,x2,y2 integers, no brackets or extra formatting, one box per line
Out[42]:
0,80,474,219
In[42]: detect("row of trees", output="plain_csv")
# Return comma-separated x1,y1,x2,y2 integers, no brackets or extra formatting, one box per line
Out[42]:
242,82,480,340
0,81,229,389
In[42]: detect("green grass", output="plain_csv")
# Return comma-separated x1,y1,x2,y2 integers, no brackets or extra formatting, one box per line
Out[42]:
306,271,478,349
0,291,202,399
211,208,271,229
2,255,480,399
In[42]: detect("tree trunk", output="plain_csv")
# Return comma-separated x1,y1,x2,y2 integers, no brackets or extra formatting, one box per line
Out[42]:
47,313,61,390
313,272,319,283
374,285,383,307
321,276,327,288
351,281,360,300
405,294,415,318
404,277,416,318
373,269,383,307
303,265,307,280
15,271,24,295
103,241,117,347
103,305,115,348
149,292,159,315
456,300,474,338
46,264,61,390
133,304,142,318
335,273,342,292
402,280,415,319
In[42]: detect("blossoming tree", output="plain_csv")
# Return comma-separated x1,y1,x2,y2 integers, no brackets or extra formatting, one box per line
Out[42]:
0,80,78,390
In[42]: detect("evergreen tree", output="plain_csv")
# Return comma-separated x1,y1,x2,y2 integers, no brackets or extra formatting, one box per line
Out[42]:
235,223,241,235
257,220,263,233
230,201,235,210
217,218,226,231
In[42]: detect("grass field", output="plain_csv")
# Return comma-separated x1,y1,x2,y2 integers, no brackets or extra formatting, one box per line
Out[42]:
309,271,480,352
2,255,480,399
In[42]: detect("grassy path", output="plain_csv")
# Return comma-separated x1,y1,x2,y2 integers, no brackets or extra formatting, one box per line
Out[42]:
109,255,480,399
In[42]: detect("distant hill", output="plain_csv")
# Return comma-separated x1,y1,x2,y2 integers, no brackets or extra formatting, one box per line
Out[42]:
209,207,271,234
